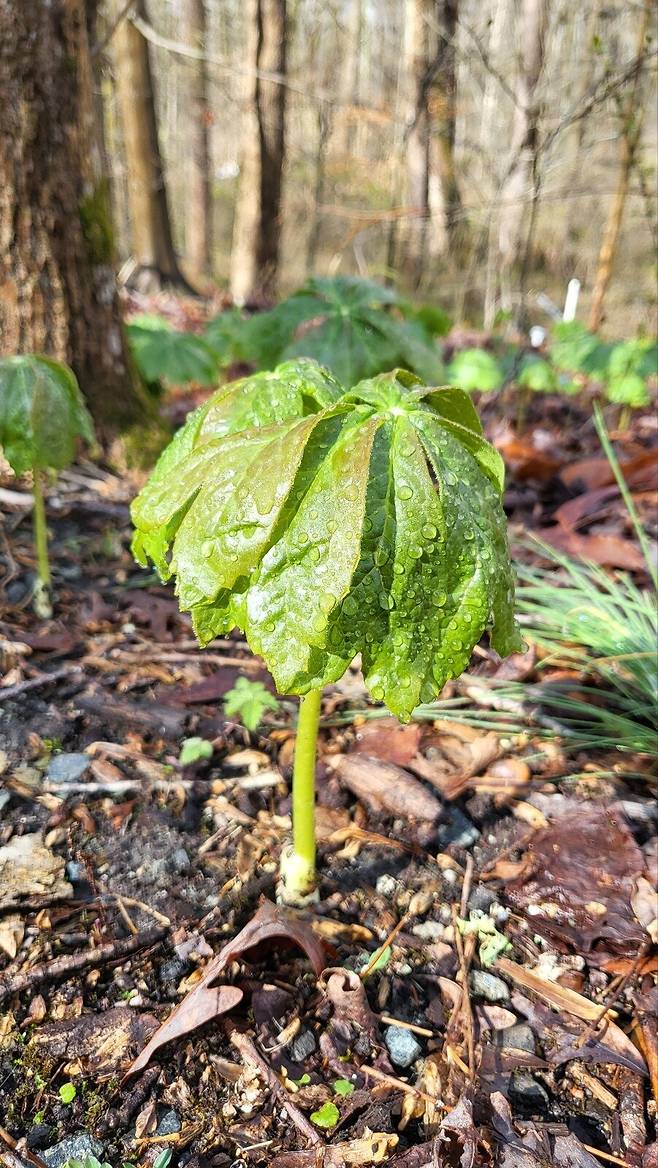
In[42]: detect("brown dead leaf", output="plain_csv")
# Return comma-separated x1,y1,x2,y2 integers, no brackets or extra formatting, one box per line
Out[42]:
0,833,72,909
33,1006,158,1074
536,526,648,571
410,731,501,800
270,1132,399,1166
496,436,563,482
0,914,24,959
632,876,658,943
126,900,326,1077
496,957,647,1075
331,754,442,821
504,803,646,953
320,967,379,1039
352,718,422,767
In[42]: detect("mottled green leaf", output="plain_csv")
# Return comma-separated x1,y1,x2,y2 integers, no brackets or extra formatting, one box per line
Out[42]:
518,358,558,393
0,355,94,476
127,315,220,386
606,373,649,408
132,361,520,720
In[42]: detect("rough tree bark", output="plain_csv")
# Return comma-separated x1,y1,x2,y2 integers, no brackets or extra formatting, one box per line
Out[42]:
427,1,462,255
497,0,549,294
0,0,154,439
185,0,213,276
112,0,188,291
230,0,287,306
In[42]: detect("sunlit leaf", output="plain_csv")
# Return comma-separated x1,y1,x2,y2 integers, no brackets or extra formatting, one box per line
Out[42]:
0,355,94,475
132,362,520,721
518,357,558,393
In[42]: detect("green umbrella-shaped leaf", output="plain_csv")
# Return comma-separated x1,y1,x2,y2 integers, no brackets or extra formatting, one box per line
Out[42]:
0,355,94,476
605,373,650,408
132,362,520,720
127,315,220,386
209,276,443,386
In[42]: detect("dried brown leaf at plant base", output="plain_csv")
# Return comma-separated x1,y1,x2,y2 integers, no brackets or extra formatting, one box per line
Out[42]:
270,1131,399,1166
352,718,423,767
330,754,442,821
126,900,326,1076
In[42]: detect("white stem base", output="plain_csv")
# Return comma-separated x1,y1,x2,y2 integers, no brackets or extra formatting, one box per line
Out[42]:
277,842,319,906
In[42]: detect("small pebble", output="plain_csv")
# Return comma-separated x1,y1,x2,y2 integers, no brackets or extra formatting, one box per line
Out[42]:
470,970,510,1002
43,1135,104,1168
65,861,86,885
168,847,191,874
468,886,496,913
439,809,480,848
289,1029,316,1062
47,753,91,784
376,874,399,897
510,1071,550,1112
412,921,445,942
156,1110,181,1136
384,1025,423,1068
27,1125,53,1151
499,1023,536,1053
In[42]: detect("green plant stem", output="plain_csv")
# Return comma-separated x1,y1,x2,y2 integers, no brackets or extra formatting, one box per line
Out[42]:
291,686,322,886
593,403,657,590
32,467,51,590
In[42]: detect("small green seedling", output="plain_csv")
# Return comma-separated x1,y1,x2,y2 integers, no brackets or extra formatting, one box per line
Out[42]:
132,358,520,902
447,348,503,393
0,355,94,614
224,676,280,731
333,1078,355,1096
58,1081,77,1104
310,1100,340,1128
179,736,214,765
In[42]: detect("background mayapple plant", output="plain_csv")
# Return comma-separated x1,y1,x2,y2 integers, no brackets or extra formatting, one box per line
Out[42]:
0,355,94,615
132,358,521,902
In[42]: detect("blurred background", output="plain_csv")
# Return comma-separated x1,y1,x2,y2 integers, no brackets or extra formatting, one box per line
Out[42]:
100,0,658,333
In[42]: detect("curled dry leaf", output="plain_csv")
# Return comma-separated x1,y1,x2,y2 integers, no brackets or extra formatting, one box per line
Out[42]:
320,967,379,1039
331,754,442,821
127,900,326,1077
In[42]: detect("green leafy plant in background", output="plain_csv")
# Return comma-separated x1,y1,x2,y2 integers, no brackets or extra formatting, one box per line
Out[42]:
127,314,220,388
224,677,280,731
447,348,503,393
131,358,520,901
0,355,94,613
179,736,214,765
204,276,447,386
604,337,656,425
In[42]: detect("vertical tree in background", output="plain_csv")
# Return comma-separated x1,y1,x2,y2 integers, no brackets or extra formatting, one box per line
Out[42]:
0,0,153,437
403,0,462,287
589,0,652,331
230,0,287,305
112,0,186,290
185,0,213,276
496,0,549,309
337,0,363,157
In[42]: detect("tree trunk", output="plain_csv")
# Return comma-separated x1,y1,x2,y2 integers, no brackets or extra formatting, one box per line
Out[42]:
403,0,462,285
112,0,188,291
185,0,213,276
0,0,154,439
230,0,287,306
337,0,363,157
497,0,549,285
589,0,651,332
427,0,462,256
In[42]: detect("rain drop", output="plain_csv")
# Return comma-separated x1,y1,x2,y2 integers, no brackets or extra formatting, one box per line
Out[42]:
201,539,214,559
371,685,385,701
421,523,437,540
342,596,358,615
374,547,389,566
320,591,336,613
432,592,447,606
397,485,413,501
379,593,394,610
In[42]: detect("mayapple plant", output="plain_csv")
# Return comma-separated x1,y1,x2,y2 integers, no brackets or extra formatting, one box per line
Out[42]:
0,355,94,615
131,358,521,902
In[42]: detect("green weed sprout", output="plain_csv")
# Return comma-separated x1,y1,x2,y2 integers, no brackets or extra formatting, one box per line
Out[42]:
131,358,520,902
447,348,503,393
0,355,94,613
224,677,280,731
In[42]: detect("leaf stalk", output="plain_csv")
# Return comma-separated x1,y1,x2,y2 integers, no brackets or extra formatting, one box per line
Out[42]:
281,686,322,902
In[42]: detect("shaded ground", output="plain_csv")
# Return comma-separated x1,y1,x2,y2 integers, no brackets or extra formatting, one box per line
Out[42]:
0,396,656,1167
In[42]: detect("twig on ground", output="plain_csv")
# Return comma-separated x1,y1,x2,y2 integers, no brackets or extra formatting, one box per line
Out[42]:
0,666,82,703
360,912,411,980
230,1030,322,1146
0,926,166,1002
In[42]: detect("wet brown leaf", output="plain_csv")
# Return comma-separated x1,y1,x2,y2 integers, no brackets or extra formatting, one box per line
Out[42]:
504,803,647,953
536,526,648,570
320,967,379,1038
126,900,326,1076
352,718,422,767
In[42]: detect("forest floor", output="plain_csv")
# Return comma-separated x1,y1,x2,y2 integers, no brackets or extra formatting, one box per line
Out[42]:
0,388,656,1168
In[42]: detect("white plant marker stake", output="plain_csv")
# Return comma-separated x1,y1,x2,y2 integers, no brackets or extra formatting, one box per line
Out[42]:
563,278,581,322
